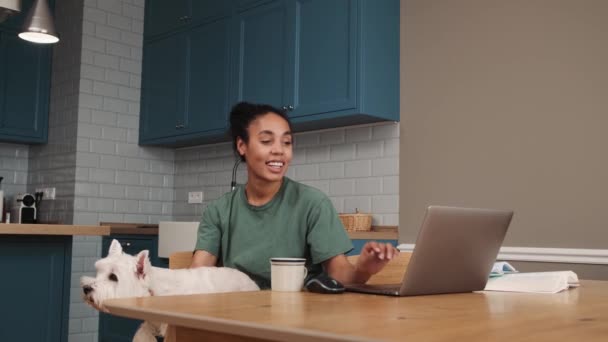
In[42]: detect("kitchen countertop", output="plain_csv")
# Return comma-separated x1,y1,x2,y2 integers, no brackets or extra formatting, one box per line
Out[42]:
100,222,159,235
348,225,398,240
0,223,110,236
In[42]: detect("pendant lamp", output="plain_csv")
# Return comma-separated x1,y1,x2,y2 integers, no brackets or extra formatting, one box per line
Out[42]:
18,0,59,44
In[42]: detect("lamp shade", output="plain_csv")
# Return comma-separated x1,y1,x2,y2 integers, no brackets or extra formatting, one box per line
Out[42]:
18,0,59,44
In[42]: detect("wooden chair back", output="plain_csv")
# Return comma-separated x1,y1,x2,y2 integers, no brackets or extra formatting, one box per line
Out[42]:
347,252,411,285
169,251,193,269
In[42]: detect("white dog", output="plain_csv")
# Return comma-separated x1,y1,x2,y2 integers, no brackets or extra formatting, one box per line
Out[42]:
81,239,259,342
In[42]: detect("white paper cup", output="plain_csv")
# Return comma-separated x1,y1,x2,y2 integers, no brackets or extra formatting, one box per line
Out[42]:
270,258,308,292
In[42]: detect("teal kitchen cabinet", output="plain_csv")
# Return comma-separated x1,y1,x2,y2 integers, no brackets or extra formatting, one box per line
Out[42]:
230,0,291,108
139,0,398,147
0,20,51,144
139,32,189,142
0,235,71,342
99,234,167,342
286,0,399,130
139,16,231,145
232,0,399,130
144,0,232,39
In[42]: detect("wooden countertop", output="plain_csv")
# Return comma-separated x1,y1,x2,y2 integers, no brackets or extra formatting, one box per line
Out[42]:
99,222,159,235
0,224,110,236
347,225,397,240
105,280,608,342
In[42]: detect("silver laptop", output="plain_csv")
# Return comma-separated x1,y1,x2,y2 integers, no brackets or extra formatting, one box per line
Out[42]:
346,206,513,296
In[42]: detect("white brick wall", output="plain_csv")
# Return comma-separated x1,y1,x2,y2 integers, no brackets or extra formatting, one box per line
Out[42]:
0,143,29,198
174,122,400,226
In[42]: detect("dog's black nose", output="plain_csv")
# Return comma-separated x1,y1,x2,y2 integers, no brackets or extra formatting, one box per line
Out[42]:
83,285,93,295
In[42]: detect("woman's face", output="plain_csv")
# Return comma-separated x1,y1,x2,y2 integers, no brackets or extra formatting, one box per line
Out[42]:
237,112,293,184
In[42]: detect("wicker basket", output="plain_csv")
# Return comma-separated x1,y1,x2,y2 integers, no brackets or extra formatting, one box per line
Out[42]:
339,209,372,232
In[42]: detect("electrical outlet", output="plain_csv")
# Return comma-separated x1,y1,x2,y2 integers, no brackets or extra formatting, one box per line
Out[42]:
35,187,56,200
188,191,203,204
46,187,56,200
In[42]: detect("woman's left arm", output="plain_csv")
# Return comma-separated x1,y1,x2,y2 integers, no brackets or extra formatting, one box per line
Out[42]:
323,241,399,285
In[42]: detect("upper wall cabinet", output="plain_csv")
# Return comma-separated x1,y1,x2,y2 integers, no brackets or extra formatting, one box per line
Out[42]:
140,0,399,146
0,15,51,144
145,0,232,39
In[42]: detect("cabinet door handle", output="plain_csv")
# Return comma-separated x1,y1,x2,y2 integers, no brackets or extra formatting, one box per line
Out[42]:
287,105,294,111
179,15,191,22
176,124,184,129
120,242,131,247
281,106,288,111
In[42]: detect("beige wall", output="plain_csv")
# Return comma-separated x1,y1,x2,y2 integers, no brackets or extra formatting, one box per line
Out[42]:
399,0,608,251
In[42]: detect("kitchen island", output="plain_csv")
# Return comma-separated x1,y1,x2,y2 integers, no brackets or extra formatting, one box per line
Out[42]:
0,224,110,342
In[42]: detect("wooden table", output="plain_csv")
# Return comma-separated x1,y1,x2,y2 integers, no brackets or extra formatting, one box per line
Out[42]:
105,280,608,342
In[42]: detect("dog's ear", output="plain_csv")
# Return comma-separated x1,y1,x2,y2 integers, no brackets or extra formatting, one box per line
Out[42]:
109,239,123,256
135,250,151,279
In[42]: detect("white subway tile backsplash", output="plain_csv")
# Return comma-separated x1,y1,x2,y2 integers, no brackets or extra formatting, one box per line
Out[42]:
294,132,319,147
107,13,131,31
329,179,355,196
372,123,399,139
345,126,372,142
344,160,372,178
356,140,383,159
384,138,399,157
102,97,130,113
118,86,140,101
105,69,130,86
371,195,399,213
114,170,139,185
101,126,127,141
115,142,139,157
114,199,139,212
89,168,115,183
355,178,382,195
306,146,330,163
97,0,122,15
119,57,141,74
88,197,115,212
122,3,144,20
329,144,355,161
93,53,119,70
89,139,116,154
371,158,399,176
320,130,345,145
91,110,118,126
125,185,148,200
82,35,106,53
344,196,372,213
99,183,126,198
293,164,319,180
100,155,126,170
319,162,344,179
84,7,106,24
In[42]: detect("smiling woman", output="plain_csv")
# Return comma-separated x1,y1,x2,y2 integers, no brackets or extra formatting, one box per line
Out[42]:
190,102,398,289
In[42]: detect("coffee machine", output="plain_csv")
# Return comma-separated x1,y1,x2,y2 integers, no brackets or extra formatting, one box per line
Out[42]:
11,193,37,223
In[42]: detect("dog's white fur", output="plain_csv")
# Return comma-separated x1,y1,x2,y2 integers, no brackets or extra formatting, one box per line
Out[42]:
81,239,259,341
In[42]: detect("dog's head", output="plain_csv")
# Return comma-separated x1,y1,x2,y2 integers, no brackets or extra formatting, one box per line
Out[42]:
80,239,152,312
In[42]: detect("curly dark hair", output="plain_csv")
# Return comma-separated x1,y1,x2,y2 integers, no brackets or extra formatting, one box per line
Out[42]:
229,102,292,162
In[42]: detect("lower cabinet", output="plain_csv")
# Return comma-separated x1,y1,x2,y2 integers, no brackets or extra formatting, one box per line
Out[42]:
0,235,71,342
99,235,167,342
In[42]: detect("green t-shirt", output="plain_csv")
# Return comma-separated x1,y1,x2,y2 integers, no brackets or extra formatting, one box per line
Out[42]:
195,177,353,289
